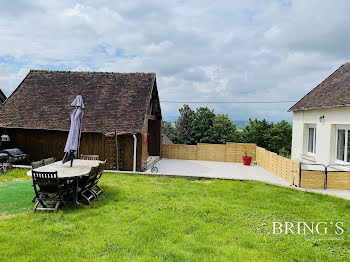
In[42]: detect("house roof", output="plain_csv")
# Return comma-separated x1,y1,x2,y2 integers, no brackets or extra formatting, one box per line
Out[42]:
162,134,174,144
0,70,161,133
289,62,350,112
0,89,6,103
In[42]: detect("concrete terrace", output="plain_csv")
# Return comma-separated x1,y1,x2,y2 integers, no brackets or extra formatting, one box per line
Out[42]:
154,158,290,187
153,159,350,201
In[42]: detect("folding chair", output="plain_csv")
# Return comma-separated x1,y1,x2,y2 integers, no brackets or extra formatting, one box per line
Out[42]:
32,171,72,213
31,160,44,202
80,154,99,160
43,157,55,165
79,166,99,205
31,160,44,169
90,160,106,197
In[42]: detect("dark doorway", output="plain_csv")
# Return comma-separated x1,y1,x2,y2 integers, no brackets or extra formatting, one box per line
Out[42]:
148,119,161,155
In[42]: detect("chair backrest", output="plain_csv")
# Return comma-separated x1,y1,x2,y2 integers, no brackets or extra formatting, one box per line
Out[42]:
31,160,44,169
98,160,106,174
43,157,55,166
32,171,59,187
88,165,99,181
81,154,99,160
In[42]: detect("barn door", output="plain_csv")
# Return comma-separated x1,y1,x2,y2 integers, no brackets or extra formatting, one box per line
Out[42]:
148,120,161,156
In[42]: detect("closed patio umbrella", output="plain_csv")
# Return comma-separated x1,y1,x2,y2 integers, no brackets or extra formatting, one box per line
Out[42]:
62,95,85,166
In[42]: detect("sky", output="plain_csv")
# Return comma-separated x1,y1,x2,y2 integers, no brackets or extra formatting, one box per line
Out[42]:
1,0,349,122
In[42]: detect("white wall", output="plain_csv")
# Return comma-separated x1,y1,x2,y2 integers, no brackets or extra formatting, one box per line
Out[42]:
291,107,350,165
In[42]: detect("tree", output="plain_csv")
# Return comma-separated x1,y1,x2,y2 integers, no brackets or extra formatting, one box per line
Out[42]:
164,105,293,157
241,118,273,149
192,107,216,143
267,120,292,155
162,121,176,142
175,105,196,144
206,114,239,144
240,118,292,156
278,147,291,159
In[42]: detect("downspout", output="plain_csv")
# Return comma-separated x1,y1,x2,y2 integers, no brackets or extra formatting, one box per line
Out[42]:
133,134,137,172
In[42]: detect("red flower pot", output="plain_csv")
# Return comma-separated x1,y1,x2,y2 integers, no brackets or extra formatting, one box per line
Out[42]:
242,156,252,166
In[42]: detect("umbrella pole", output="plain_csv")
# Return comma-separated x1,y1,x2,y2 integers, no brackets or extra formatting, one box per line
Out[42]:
70,150,74,167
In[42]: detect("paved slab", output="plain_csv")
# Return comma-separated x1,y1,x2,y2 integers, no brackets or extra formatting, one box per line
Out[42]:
154,159,291,187
154,159,350,201
298,188,350,201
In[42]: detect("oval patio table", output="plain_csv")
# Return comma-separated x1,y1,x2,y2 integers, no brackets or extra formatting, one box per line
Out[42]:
27,159,102,204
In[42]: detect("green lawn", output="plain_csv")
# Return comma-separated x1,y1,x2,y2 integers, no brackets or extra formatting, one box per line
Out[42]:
0,169,33,215
0,170,349,261
0,168,30,182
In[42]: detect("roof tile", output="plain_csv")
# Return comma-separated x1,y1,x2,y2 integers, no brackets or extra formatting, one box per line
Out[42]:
289,63,350,111
0,70,158,133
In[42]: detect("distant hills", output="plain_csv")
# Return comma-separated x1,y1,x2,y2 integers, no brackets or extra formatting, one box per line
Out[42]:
165,120,249,130
232,120,249,130
164,119,289,131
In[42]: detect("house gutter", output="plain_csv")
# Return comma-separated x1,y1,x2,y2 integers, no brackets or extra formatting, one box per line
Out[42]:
288,103,350,112
133,134,137,172
0,126,103,133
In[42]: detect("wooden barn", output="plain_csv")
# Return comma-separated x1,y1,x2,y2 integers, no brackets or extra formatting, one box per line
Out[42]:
0,70,162,171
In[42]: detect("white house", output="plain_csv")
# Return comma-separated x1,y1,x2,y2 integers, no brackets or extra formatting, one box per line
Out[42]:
289,63,350,167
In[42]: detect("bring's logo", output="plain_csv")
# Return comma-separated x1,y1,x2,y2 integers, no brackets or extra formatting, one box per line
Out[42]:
272,222,344,236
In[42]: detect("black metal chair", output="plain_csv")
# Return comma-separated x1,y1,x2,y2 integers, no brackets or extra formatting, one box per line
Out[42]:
79,166,99,205
43,157,55,165
32,171,72,212
90,160,106,197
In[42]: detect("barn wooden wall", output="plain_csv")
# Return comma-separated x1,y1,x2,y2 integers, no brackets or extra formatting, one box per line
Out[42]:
103,133,144,171
4,126,160,172
6,128,104,162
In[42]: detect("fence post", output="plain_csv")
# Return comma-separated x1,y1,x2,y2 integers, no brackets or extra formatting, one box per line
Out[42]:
324,166,328,190
298,163,302,188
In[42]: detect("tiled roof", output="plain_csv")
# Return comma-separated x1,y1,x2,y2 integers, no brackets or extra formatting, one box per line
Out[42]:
289,63,350,111
0,89,6,103
0,70,160,133
162,134,174,144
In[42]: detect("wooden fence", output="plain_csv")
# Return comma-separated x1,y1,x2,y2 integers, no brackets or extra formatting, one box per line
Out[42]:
299,170,325,189
161,143,299,185
255,146,300,186
161,143,256,163
299,167,350,190
161,143,350,190
327,171,350,189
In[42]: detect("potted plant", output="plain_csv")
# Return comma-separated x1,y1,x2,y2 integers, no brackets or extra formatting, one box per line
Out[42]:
242,146,252,166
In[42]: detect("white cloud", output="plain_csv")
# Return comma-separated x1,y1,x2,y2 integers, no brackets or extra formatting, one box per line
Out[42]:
143,41,173,55
0,66,29,96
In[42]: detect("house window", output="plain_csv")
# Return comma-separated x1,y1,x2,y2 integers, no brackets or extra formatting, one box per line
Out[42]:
307,126,316,155
336,128,350,162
